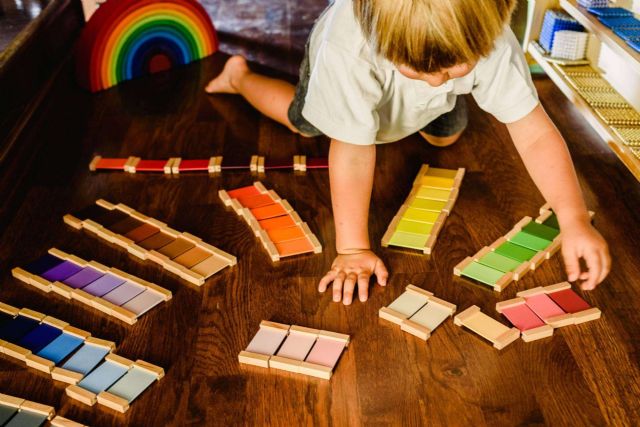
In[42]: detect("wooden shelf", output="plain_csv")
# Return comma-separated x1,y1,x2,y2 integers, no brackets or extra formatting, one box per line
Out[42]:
560,0,640,75
528,42,640,181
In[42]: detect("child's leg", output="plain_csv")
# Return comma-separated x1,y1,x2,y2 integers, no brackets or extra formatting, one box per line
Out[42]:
419,96,468,147
205,56,299,133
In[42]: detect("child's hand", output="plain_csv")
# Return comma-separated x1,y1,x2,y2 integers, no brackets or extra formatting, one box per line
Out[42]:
561,221,610,290
318,250,388,305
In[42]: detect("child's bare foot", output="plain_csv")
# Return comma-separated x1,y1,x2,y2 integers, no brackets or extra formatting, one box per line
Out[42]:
205,55,250,94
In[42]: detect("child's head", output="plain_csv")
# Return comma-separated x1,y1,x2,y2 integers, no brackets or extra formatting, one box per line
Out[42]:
354,0,516,83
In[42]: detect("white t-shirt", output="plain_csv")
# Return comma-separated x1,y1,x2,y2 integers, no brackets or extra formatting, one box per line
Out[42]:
301,0,539,145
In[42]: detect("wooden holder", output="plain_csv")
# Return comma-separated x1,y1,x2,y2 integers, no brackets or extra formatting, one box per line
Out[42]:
12,248,171,324
65,201,235,285
496,297,554,342
454,306,520,350
382,164,464,253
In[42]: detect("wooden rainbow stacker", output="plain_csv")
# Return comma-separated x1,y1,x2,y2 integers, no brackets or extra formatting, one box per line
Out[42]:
381,164,464,254
453,204,593,291
64,199,236,286
89,155,327,174
219,182,322,261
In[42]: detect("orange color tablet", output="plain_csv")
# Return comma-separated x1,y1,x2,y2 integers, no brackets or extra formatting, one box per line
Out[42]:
259,215,297,230
275,237,314,257
228,185,261,199
251,204,288,220
237,194,276,209
267,225,306,243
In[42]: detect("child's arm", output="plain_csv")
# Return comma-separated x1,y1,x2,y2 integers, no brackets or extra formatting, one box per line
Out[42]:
507,105,610,290
318,139,389,304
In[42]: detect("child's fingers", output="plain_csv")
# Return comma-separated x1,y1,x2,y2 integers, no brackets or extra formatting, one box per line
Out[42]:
318,270,337,292
599,247,611,284
582,249,602,291
343,273,357,305
374,259,389,286
357,273,370,302
333,271,346,302
563,247,581,282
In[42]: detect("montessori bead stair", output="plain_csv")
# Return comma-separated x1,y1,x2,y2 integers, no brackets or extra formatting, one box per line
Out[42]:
381,164,464,254
219,182,322,261
238,321,349,379
12,248,172,325
0,302,163,413
378,285,456,341
453,204,580,291
89,154,327,174
0,392,85,427
64,199,236,286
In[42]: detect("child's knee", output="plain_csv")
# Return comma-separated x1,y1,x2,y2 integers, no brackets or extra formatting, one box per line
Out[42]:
419,130,464,147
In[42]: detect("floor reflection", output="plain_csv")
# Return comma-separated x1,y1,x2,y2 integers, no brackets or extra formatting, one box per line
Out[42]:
0,0,50,52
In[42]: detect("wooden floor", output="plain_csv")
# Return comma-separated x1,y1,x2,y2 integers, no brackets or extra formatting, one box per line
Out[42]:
1,1,640,426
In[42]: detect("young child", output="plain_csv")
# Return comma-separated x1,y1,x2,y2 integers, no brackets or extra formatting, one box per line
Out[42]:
206,0,610,304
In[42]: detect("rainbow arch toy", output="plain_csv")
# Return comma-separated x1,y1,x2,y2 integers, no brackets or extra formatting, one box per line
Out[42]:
76,0,218,92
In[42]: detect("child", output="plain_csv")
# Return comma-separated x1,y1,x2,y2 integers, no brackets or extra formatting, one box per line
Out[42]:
206,0,610,304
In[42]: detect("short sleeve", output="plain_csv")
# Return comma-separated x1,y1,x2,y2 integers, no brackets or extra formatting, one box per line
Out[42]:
302,41,383,145
472,28,539,123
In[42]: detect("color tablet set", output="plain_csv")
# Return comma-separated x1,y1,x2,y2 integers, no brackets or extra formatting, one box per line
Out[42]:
238,321,349,379
89,155,327,174
12,248,172,325
0,392,85,427
0,302,163,413
381,164,464,254
219,182,322,261
379,285,456,341
454,306,521,350
0,302,93,376
66,355,164,413
454,205,565,291
500,282,601,333
64,199,236,285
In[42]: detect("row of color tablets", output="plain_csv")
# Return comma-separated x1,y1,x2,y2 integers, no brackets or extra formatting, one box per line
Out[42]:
12,248,171,324
0,302,100,377
238,321,349,379
89,154,328,173
0,302,163,413
219,182,322,261
497,282,601,341
0,392,85,427
64,199,236,285
454,205,564,291
381,164,464,254
379,285,457,340
66,355,164,413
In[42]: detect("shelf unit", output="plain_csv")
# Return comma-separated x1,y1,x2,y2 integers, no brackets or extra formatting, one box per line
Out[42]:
524,0,640,180
528,44,640,180
560,0,640,75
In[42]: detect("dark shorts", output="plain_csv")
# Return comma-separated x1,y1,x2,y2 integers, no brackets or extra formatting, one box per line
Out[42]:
287,43,468,139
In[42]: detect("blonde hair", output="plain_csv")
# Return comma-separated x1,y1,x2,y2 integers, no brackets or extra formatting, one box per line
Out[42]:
354,0,516,73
